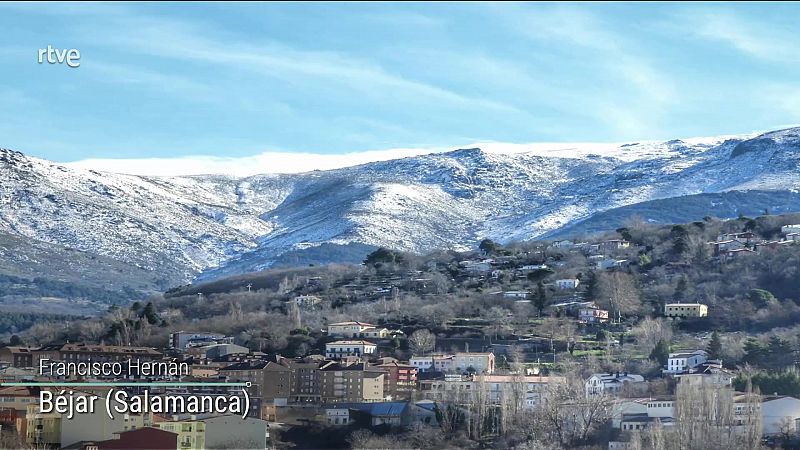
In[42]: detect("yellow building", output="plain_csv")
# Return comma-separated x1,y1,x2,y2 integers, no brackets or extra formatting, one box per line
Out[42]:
25,404,61,447
157,420,206,450
664,303,708,318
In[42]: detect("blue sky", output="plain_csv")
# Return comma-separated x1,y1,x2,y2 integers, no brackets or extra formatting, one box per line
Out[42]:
1,2,799,173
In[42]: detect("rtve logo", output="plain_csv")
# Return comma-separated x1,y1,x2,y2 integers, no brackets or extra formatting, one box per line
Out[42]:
38,45,81,68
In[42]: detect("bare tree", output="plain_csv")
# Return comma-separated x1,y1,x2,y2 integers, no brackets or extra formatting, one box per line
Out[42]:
485,307,512,340
632,381,763,450
287,302,301,329
535,317,576,356
409,329,436,356
630,317,673,355
532,373,612,447
465,375,493,440
596,271,642,319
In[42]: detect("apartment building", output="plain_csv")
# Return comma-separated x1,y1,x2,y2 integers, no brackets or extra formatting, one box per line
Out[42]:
319,363,385,403
219,360,292,406
284,358,335,404
325,341,377,359
372,361,418,400
420,374,562,409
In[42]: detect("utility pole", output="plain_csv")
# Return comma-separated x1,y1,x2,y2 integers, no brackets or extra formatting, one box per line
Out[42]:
246,283,252,293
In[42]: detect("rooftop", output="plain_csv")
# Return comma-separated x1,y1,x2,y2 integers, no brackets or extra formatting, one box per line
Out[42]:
327,340,377,346
328,321,375,327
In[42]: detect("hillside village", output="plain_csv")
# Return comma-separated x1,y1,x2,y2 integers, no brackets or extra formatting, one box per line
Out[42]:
1,213,800,449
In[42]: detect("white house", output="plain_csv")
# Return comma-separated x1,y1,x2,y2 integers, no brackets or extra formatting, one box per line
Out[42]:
410,355,454,373
325,340,377,359
431,355,454,373
664,350,708,374
596,259,628,270
410,356,434,372
610,398,675,430
585,372,645,397
326,407,352,426
782,225,800,235
758,396,800,436
555,279,580,290
501,291,530,300
646,398,675,419
327,321,381,338
786,232,800,242
411,353,495,374
452,352,496,374
519,264,548,272
579,306,609,324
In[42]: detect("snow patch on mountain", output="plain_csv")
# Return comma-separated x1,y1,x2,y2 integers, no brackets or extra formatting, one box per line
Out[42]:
2,127,800,283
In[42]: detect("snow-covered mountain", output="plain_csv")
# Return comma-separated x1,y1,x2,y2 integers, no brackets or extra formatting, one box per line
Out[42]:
1,127,799,286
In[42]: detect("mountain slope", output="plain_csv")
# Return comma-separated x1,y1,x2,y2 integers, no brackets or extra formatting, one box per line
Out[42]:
542,190,800,239
1,127,799,287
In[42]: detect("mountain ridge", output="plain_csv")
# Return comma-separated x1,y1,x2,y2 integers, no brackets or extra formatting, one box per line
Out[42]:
1,127,799,289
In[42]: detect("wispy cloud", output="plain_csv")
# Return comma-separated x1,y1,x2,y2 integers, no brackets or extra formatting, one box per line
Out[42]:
86,61,213,98
485,4,677,138
688,11,800,63
87,13,533,119
759,85,800,120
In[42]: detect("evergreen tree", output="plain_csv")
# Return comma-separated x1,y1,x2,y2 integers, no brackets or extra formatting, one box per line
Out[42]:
616,227,633,241
673,277,688,302
707,331,723,361
478,238,499,255
650,339,670,367
584,271,599,302
527,268,554,283
142,302,159,325
768,336,794,369
364,247,403,266
743,338,768,367
533,281,548,317
671,225,690,257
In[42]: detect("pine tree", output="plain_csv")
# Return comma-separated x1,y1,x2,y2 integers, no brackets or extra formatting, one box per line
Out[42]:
673,277,688,302
142,302,159,325
707,331,723,361
533,281,547,317
650,339,670,367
